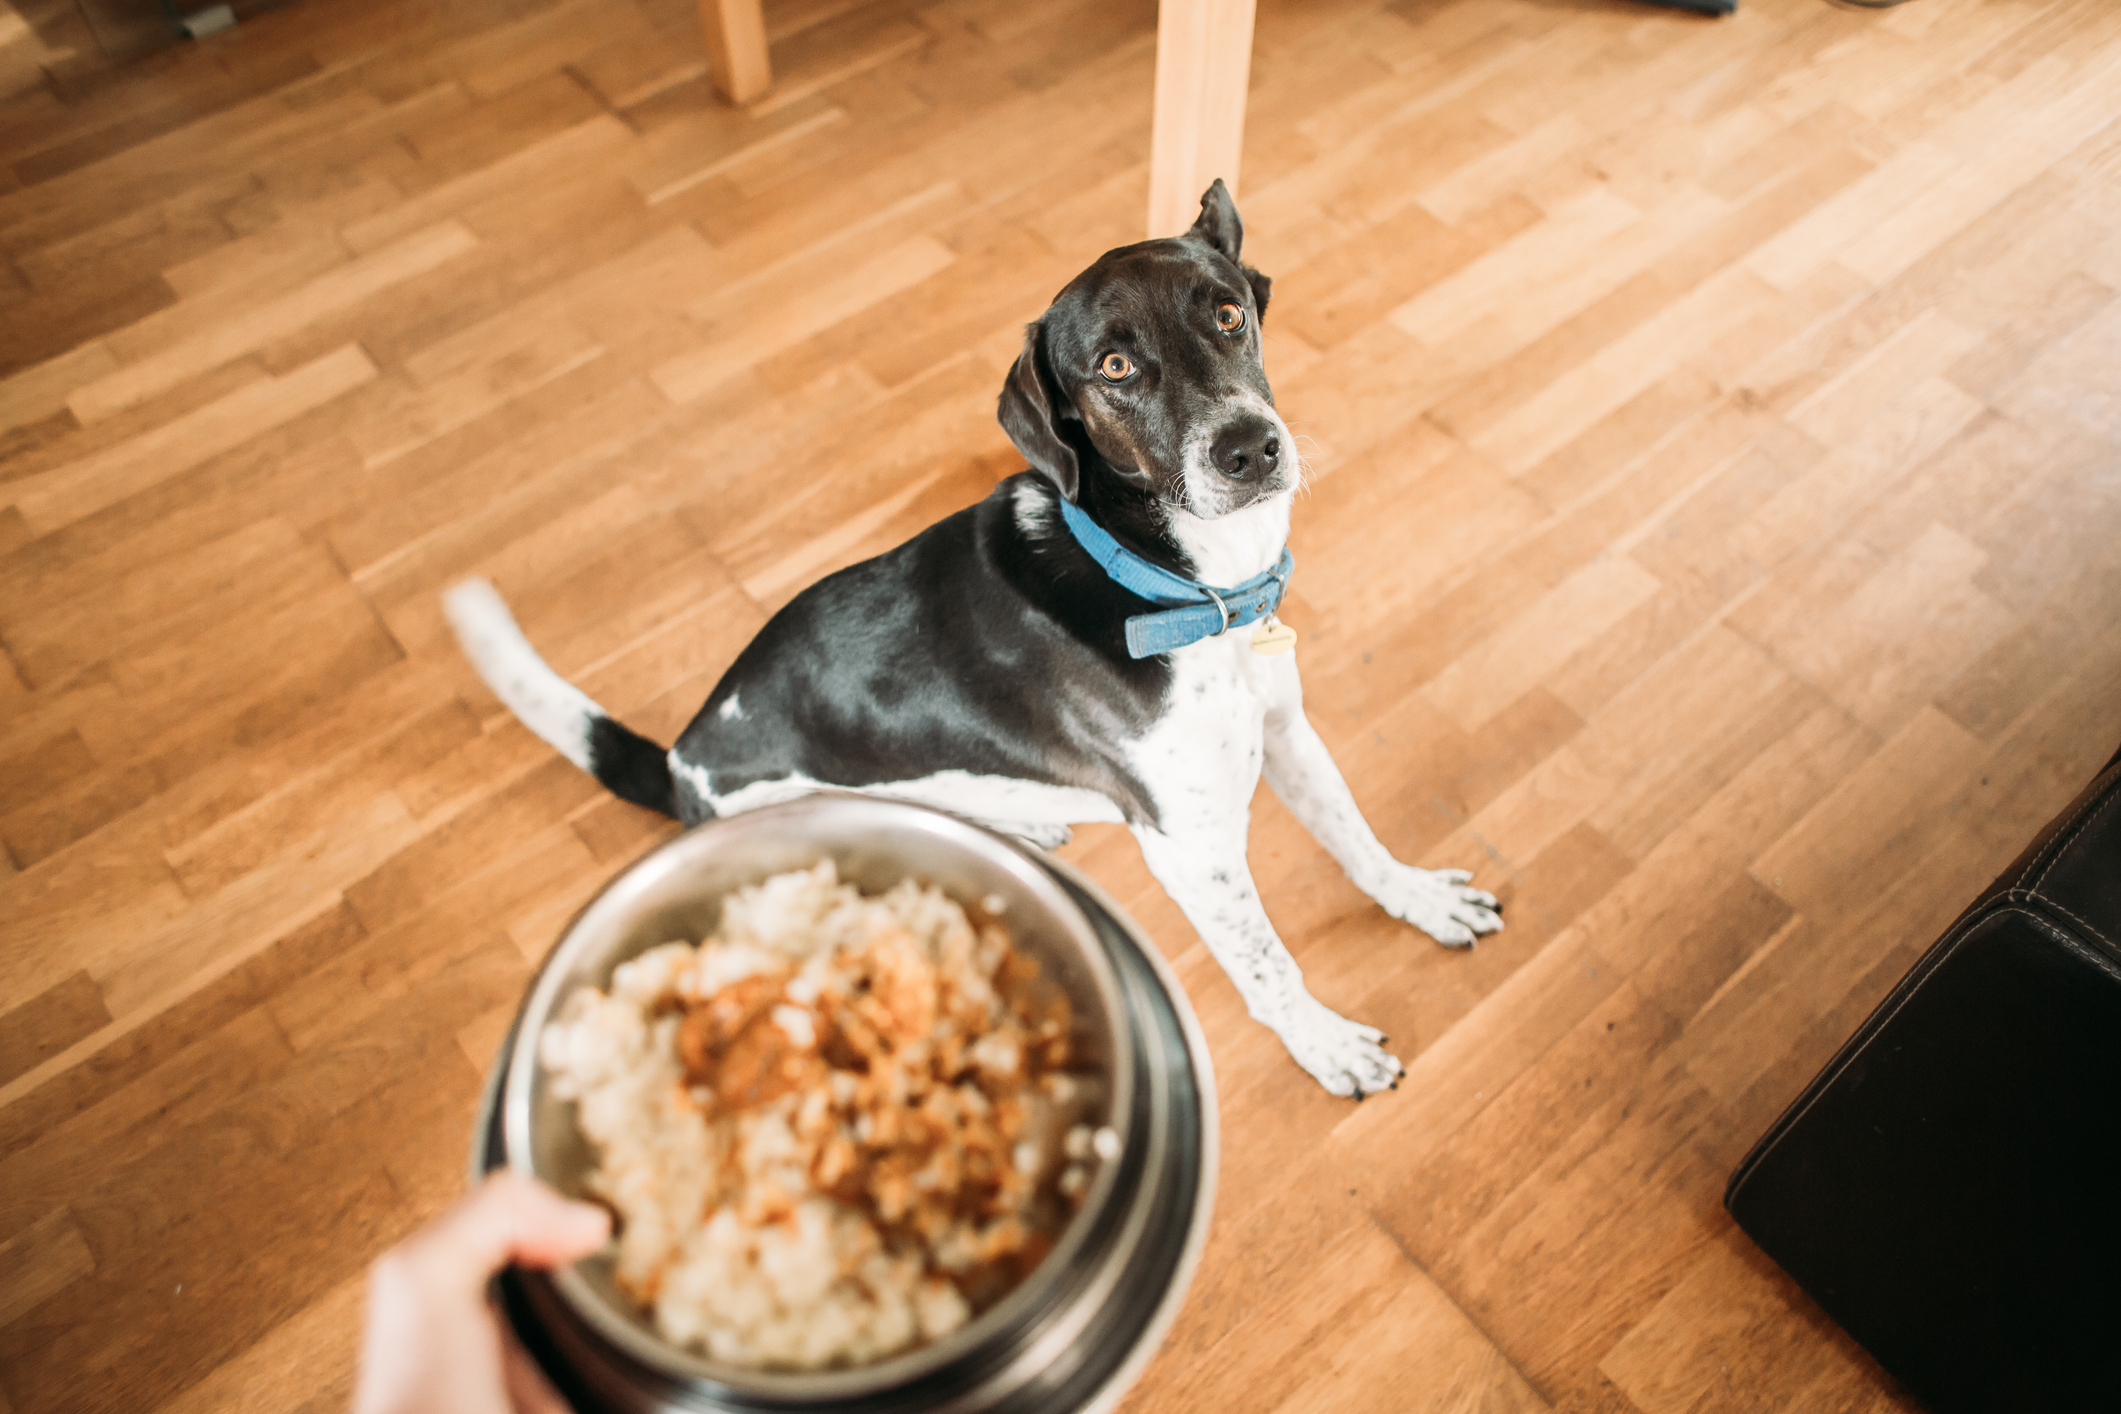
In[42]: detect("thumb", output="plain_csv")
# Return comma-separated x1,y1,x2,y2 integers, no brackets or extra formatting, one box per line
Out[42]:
401,1172,611,1289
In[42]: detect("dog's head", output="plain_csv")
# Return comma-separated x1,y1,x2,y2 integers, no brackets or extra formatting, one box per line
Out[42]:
999,180,1289,520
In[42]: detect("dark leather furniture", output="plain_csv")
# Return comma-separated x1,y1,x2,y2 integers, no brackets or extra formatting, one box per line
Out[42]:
1726,740,2121,1414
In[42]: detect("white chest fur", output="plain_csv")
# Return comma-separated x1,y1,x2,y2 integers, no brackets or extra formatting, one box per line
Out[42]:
1124,628,1290,832
1165,488,1292,585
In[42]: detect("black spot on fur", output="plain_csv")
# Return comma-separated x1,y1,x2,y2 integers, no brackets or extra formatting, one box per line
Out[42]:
588,715,679,818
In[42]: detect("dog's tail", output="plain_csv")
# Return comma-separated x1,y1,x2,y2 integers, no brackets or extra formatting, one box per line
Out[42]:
442,579,681,819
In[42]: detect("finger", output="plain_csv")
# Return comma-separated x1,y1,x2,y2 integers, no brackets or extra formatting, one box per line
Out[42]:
399,1173,610,1288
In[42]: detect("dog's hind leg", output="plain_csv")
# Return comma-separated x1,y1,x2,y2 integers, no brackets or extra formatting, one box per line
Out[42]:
698,769,1114,849
843,771,1119,852
995,822,1073,850
1261,697,1502,947
1132,825,1403,1098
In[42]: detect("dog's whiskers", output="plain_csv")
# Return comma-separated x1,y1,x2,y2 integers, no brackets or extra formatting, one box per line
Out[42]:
1286,429,1320,497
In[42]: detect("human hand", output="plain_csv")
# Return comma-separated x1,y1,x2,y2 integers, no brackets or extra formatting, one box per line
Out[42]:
353,1171,611,1414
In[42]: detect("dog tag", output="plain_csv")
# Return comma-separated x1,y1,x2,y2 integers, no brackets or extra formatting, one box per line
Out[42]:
1251,617,1297,655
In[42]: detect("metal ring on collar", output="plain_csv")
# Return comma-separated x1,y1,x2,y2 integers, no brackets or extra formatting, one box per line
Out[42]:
1203,585,1231,635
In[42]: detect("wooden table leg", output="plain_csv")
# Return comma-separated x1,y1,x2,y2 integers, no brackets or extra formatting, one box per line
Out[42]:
699,0,771,105
1146,0,1258,237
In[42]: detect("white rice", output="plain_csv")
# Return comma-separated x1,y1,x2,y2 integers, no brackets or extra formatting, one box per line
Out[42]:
539,861,1096,1370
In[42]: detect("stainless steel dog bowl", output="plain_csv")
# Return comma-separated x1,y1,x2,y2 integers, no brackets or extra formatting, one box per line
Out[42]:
472,796,1217,1414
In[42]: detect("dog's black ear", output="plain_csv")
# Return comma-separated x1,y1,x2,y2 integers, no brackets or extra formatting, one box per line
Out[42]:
1188,178,1244,262
997,323,1080,501
1192,179,1269,318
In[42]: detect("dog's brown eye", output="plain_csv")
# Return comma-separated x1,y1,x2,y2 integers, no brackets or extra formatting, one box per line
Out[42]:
1216,302,1245,332
1099,352,1133,381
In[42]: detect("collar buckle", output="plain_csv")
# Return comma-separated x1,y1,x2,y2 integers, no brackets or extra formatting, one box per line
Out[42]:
1056,493,1293,657
1203,584,1231,636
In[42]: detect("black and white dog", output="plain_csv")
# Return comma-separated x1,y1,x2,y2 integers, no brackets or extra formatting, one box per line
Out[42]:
447,181,1501,1098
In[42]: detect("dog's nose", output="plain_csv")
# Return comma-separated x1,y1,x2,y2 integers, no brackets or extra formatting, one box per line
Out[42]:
1211,418,1282,481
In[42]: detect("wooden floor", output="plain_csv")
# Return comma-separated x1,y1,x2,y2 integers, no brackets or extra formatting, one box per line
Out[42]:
2,0,2118,1408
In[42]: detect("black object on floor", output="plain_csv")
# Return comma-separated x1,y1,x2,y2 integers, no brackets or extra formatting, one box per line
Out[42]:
1633,0,1736,14
1726,740,2121,1414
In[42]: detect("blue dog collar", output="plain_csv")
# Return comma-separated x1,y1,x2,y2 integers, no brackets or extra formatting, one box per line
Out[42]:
1057,496,1294,659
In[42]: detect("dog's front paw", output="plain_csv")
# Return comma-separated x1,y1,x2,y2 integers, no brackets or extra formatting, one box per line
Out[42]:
1370,865,1503,948
1274,994,1404,1099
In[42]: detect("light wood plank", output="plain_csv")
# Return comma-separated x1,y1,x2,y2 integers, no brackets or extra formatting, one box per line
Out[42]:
2,2,2117,1411
9,345,379,536
0,1208,96,1329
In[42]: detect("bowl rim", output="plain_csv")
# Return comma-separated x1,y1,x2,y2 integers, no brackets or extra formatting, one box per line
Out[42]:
499,794,1137,1400
1029,852,1222,1414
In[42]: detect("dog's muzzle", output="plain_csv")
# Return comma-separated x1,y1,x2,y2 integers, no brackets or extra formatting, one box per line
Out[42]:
1209,413,1282,483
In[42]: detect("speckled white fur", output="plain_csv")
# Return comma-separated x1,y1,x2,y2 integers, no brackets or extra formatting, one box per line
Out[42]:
702,769,1121,853
1011,479,1054,536
1100,483,1498,1094
1116,614,1497,1096
443,579,597,770
668,752,714,815
1166,488,1290,586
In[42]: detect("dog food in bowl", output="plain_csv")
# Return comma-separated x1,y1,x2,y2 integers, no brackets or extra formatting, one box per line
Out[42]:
537,861,1109,1372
